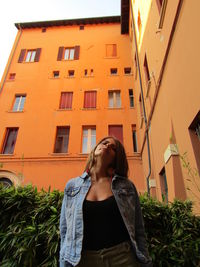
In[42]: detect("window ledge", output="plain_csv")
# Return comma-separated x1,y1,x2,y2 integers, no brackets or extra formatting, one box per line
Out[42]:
109,74,119,77
49,77,60,79
107,107,124,110
82,75,94,78
50,153,70,156
64,76,75,79
124,73,133,76
6,79,15,82
0,153,15,157
7,110,24,113
56,108,73,111
81,108,97,110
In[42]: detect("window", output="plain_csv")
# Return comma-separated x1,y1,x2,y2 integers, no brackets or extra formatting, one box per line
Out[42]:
132,125,138,152
12,95,26,112
108,125,123,144
156,0,168,28
156,0,164,13
42,28,46,33
9,73,16,80
84,91,97,108
188,111,200,173
68,70,75,77
129,89,134,108
160,167,168,203
79,25,84,30
59,92,73,109
106,44,117,57
143,54,150,85
108,91,121,108
57,46,80,61
53,71,59,78
18,48,41,63
124,67,132,75
84,69,93,76
0,178,13,188
110,68,118,75
82,127,96,153
1,128,18,154
54,127,70,153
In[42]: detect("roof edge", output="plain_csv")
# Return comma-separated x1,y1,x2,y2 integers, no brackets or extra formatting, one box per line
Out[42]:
15,16,120,29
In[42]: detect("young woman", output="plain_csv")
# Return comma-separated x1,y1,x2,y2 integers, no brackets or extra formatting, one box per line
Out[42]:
60,136,152,267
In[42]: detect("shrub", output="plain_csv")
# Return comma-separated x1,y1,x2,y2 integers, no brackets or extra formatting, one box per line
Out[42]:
0,185,199,266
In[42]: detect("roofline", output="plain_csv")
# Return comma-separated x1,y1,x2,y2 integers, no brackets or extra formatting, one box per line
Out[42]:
15,16,120,29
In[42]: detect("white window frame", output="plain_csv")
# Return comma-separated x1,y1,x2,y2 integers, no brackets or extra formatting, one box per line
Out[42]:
64,48,75,60
25,50,36,62
82,128,96,153
108,90,121,108
13,95,26,112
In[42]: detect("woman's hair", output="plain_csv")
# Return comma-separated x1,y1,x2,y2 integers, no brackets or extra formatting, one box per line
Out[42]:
84,136,129,177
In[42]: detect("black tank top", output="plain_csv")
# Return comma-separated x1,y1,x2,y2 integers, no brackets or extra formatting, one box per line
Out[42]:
82,195,130,250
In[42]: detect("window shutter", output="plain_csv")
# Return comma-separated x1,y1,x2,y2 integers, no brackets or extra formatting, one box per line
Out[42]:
112,44,117,57
74,46,80,60
109,125,123,144
57,47,64,61
34,48,41,62
18,49,26,63
60,92,73,109
84,91,96,108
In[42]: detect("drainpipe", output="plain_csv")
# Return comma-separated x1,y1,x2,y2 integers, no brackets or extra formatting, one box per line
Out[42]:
130,3,151,195
0,23,22,95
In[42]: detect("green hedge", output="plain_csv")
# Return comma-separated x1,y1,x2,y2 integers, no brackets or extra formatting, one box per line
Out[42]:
0,185,199,267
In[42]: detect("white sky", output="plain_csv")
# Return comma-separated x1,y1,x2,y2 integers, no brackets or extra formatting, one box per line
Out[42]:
0,0,120,81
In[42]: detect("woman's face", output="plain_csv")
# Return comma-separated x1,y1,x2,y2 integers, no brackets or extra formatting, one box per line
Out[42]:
94,138,116,167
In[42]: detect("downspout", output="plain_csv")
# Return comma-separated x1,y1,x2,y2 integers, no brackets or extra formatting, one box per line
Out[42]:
130,3,151,195
0,23,22,95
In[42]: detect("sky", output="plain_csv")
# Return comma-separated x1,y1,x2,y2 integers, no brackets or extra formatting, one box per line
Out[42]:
0,0,121,81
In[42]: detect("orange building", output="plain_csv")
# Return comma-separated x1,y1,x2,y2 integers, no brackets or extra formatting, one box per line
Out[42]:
0,16,145,192
1,0,200,212
123,0,200,212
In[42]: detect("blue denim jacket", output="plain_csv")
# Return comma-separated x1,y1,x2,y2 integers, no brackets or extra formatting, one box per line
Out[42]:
60,172,152,267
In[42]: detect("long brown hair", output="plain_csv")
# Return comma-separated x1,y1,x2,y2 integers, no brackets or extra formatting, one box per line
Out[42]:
84,136,129,177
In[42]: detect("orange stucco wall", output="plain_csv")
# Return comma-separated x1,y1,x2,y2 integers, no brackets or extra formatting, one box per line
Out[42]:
0,21,146,192
131,0,200,212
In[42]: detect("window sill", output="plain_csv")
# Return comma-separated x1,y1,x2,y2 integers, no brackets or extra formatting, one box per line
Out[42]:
50,153,70,156
64,76,75,79
109,74,119,77
81,108,98,110
6,79,15,82
7,110,24,113
0,153,15,157
124,73,133,76
107,107,124,110
56,108,73,111
49,77,60,79
82,75,94,78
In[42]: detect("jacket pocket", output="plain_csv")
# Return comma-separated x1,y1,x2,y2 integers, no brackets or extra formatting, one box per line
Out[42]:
66,186,81,197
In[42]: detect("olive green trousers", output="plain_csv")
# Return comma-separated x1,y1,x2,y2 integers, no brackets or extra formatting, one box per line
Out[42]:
76,241,140,267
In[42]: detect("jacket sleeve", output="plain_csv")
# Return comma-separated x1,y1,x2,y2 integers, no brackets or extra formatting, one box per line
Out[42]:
60,192,67,248
135,190,153,267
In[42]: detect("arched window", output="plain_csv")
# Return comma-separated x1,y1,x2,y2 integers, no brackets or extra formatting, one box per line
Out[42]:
0,178,13,188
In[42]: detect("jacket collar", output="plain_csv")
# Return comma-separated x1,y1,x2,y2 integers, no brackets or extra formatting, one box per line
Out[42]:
80,171,89,179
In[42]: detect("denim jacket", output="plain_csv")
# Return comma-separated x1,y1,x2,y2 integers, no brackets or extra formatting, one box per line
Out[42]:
60,172,152,267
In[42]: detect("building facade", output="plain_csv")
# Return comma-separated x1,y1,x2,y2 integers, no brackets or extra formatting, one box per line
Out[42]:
124,0,200,212
0,16,145,192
